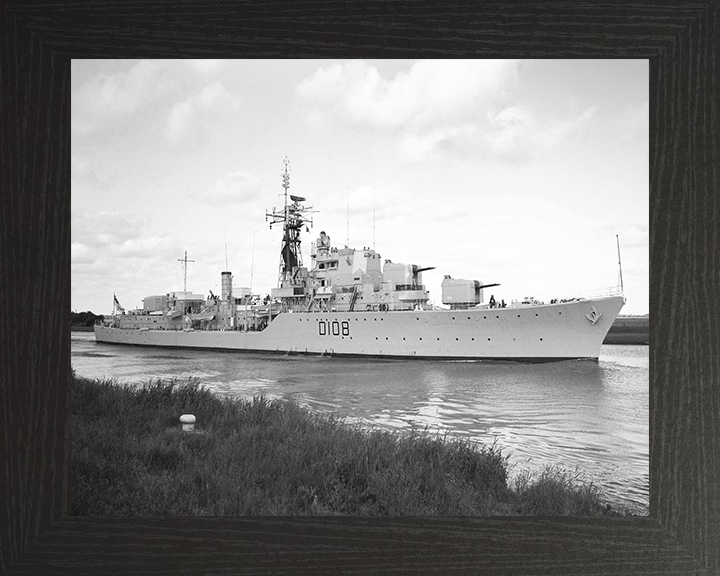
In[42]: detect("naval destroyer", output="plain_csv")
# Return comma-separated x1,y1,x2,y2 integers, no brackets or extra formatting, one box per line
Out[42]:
95,159,625,360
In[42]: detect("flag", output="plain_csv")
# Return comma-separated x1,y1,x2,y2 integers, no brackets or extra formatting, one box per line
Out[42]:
113,294,125,314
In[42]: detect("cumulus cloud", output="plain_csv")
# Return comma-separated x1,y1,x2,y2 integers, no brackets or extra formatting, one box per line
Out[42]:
72,60,176,135
296,60,597,164
73,60,236,141
296,60,519,131
71,210,175,266
167,82,239,147
482,105,596,163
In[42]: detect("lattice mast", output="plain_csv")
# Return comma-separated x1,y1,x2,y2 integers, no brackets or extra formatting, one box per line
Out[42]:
177,251,195,292
265,158,315,287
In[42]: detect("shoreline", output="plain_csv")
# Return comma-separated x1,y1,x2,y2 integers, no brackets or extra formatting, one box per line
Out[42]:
71,373,639,516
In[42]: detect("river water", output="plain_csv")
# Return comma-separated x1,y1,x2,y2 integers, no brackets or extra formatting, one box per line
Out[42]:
71,331,649,513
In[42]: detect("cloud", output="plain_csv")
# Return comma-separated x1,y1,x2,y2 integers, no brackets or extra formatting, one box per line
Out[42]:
296,60,593,163
73,60,235,139
197,171,263,204
72,60,176,135
482,105,596,163
71,210,175,266
296,59,520,132
167,82,239,147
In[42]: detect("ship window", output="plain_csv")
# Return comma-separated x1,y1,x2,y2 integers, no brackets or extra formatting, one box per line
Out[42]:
518,315,521,318
540,338,543,341
488,338,491,341
471,338,475,341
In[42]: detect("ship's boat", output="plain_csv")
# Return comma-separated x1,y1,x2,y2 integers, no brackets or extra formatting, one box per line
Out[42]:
95,159,625,361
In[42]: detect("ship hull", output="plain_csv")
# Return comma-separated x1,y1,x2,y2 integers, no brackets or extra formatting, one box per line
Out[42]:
94,295,625,361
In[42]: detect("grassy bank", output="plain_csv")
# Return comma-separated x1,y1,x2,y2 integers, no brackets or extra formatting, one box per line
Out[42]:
71,373,624,516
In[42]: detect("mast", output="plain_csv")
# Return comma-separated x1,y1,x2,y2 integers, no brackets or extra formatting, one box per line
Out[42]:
265,157,315,287
177,251,195,293
616,235,624,293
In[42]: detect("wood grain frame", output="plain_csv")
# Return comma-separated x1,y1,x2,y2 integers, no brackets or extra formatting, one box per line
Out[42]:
1,2,717,574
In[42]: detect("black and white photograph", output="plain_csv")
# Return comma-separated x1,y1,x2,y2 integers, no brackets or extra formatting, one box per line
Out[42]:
70,59,649,516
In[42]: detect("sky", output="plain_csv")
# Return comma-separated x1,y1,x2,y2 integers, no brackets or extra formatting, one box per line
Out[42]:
72,59,649,315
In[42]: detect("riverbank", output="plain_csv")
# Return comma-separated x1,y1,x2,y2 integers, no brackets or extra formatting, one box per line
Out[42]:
603,315,649,345
71,373,632,516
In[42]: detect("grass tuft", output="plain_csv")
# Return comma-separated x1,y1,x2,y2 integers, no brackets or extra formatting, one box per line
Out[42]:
71,373,625,516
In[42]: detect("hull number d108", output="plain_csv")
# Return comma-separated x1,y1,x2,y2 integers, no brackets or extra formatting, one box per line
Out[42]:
318,320,350,337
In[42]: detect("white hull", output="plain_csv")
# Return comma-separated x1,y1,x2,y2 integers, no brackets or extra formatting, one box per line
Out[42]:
95,295,624,360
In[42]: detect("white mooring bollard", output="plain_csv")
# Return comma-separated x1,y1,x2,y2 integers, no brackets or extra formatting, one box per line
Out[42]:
179,414,196,432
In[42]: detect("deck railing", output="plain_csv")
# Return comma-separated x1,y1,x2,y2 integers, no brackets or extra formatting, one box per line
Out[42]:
516,285,624,305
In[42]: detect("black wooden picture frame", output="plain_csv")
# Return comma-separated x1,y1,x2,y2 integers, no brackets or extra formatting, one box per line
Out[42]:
1,2,717,574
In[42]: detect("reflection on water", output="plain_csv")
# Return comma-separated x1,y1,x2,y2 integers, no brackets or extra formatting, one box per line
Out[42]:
72,333,648,512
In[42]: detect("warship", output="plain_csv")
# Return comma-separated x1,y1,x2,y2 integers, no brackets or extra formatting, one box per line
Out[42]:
95,159,625,361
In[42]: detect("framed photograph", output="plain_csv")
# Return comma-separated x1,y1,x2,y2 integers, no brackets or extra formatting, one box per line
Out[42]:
1,2,716,574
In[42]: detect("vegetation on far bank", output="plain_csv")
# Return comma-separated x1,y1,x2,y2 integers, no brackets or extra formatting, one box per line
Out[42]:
71,373,635,516
72,311,104,328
